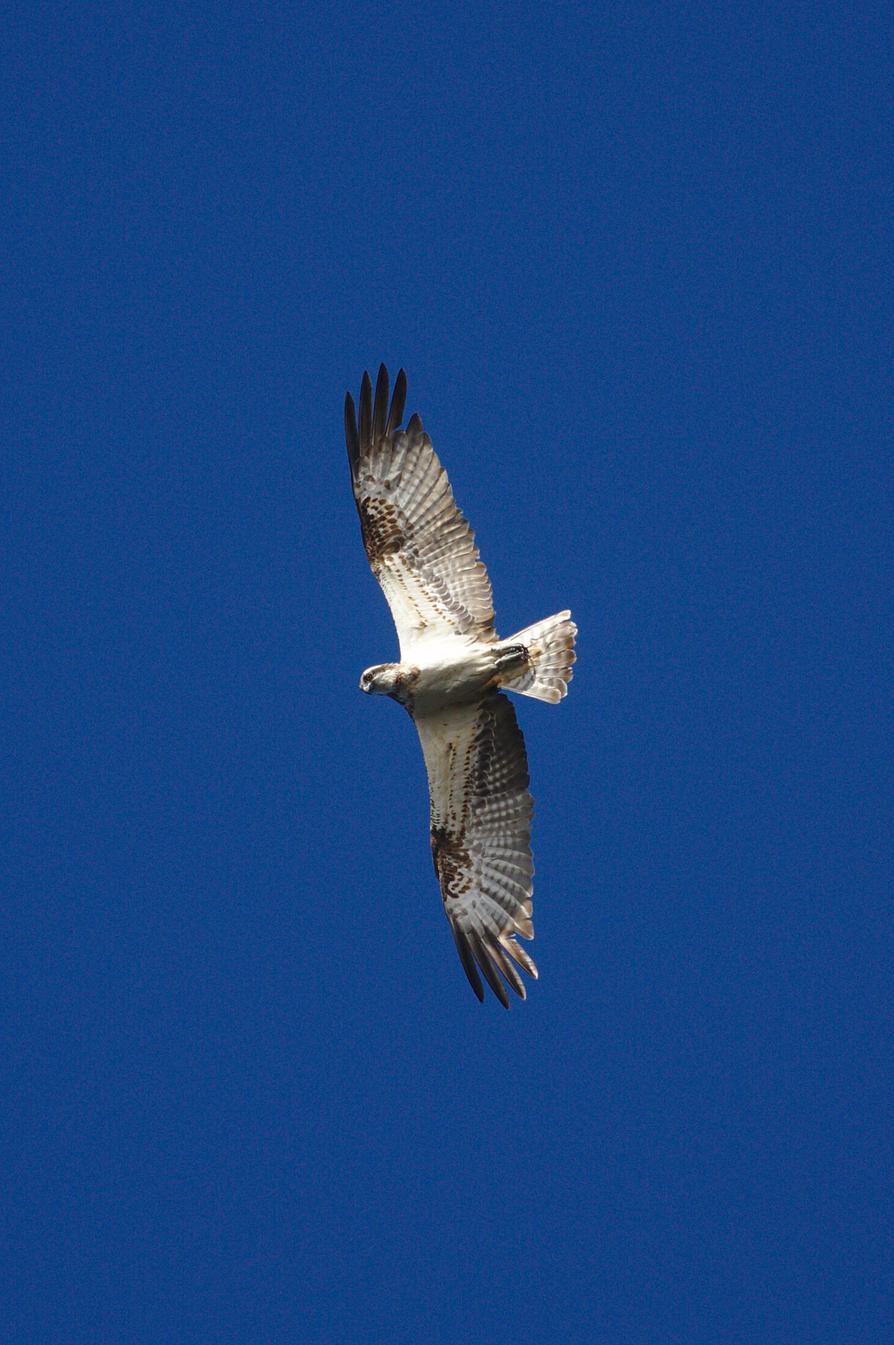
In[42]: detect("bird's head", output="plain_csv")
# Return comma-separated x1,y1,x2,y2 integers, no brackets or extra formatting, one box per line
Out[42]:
359,663,419,705
359,663,401,696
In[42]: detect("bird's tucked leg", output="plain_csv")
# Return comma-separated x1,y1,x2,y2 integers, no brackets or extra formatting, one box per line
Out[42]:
494,644,530,680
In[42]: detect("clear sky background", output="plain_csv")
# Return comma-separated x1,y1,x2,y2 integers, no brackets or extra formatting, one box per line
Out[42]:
5,3,891,1342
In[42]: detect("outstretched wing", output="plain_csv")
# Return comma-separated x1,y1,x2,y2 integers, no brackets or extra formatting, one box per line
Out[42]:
345,365,496,657
414,692,538,1006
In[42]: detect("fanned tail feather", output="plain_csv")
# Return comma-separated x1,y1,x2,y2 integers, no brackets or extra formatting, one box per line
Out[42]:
500,611,577,704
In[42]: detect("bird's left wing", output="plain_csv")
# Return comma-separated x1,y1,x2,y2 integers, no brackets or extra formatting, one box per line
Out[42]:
345,365,496,657
414,692,538,1006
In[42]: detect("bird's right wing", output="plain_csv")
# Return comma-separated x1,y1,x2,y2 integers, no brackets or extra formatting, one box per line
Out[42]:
345,366,496,658
414,692,538,1006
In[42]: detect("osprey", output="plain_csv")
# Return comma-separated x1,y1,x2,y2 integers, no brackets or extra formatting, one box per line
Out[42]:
345,366,576,1006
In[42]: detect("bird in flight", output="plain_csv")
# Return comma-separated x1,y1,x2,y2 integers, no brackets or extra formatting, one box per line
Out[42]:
345,366,576,1005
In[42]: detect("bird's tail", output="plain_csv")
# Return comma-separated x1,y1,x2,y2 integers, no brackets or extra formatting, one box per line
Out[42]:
498,610,577,703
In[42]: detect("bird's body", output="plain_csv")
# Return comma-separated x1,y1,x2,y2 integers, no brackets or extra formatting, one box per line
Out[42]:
346,366,576,1006
361,636,529,712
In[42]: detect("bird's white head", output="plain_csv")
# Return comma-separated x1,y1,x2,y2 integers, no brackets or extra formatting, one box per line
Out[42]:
359,663,401,696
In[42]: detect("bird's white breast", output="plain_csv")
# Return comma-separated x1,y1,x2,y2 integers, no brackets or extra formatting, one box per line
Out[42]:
407,635,497,712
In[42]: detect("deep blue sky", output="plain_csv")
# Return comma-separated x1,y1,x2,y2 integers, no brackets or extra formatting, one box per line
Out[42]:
5,4,891,1342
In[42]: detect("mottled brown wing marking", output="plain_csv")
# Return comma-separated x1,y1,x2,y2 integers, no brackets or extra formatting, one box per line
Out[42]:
358,496,404,566
430,825,472,899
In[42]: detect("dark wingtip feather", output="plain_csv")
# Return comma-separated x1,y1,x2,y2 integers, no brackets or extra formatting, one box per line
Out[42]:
452,925,485,1002
470,929,510,1008
372,364,389,445
488,937,526,1000
504,938,539,980
386,368,407,435
344,391,359,473
406,411,424,436
359,371,372,452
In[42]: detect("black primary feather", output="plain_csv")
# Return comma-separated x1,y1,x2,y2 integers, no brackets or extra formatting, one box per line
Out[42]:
470,928,510,1009
344,391,359,472
359,370,372,452
372,364,389,445
386,368,407,436
452,925,485,1002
